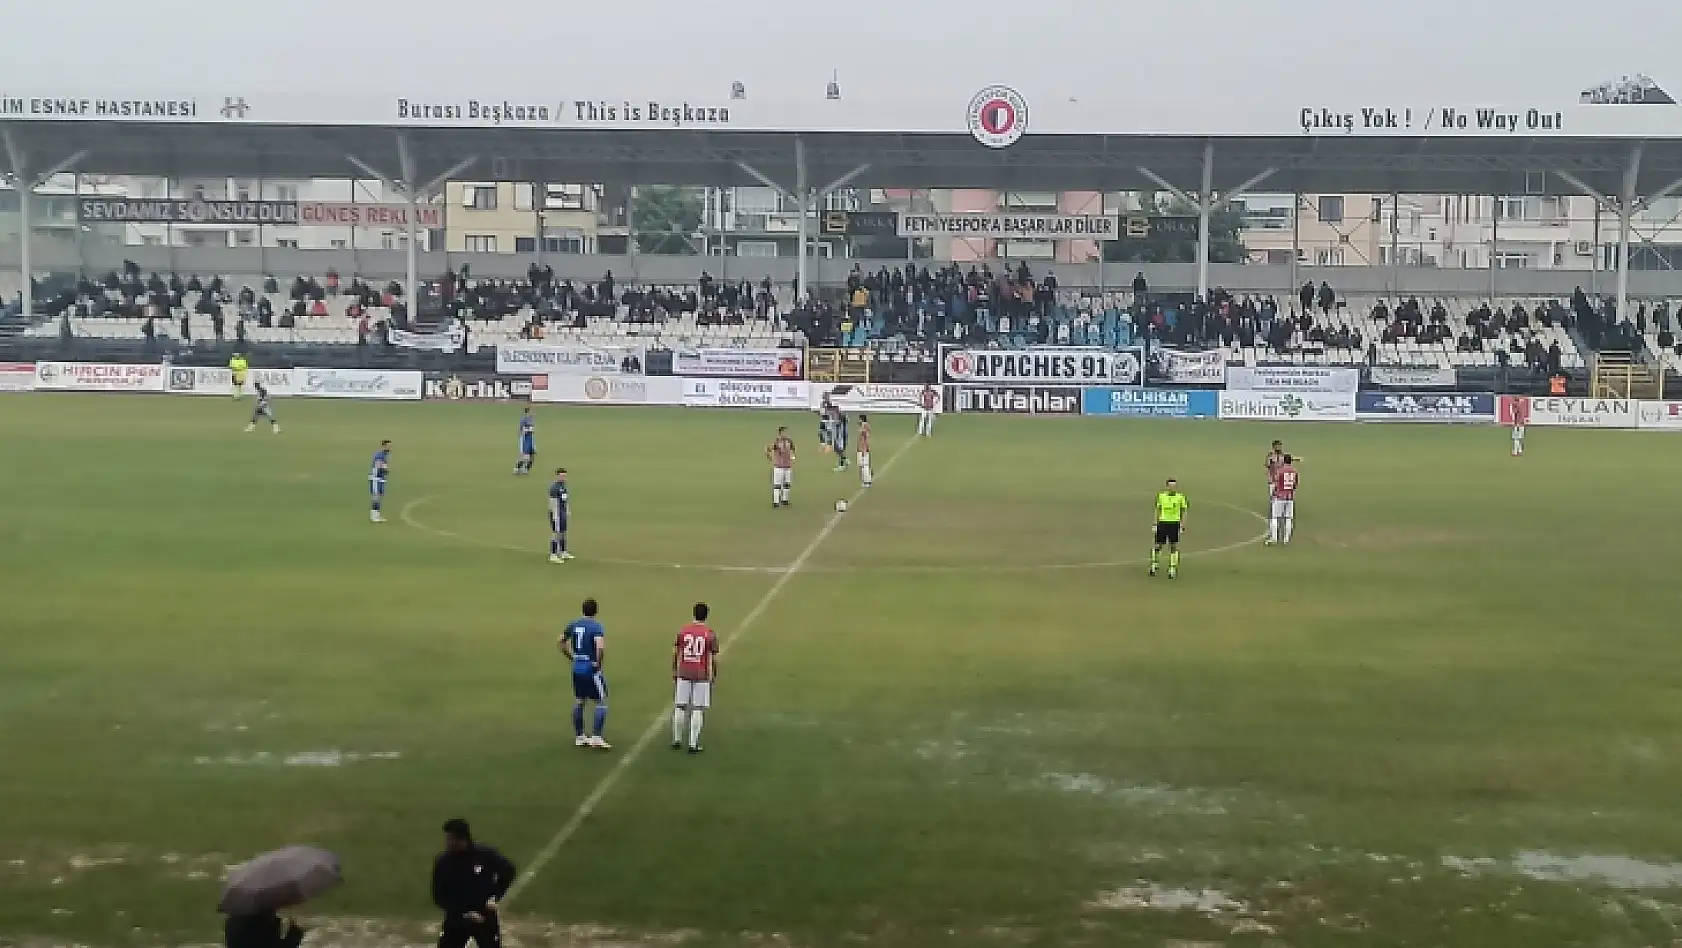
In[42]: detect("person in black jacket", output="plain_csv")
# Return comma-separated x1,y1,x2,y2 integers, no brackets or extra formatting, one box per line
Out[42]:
432,819,516,948
224,911,303,948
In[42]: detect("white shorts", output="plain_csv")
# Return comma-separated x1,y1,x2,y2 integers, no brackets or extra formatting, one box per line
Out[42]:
857,451,870,467
674,679,712,708
1270,498,1296,519
772,467,792,488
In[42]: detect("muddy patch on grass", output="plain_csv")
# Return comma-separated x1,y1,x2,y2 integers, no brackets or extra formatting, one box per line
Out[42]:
192,750,403,768
1445,850,1682,889
1031,773,1233,816
1089,884,1276,936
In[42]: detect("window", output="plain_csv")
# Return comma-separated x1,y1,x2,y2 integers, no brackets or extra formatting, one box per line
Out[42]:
461,185,497,211
276,185,300,204
732,187,778,215
235,184,252,202
276,238,300,249
191,183,208,200
464,234,498,253
514,183,534,212
1370,197,1384,222
1495,252,1533,269
736,240,778,258
822,189,858,212
543,234,584,254
515,236,536,253
330,239,349,250
233,229,255,247
545,184,586,210
1004,191,1058,209
1317,195,1344,224
1315,248,1345,265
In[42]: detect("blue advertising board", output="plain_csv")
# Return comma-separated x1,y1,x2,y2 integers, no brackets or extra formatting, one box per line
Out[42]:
1355,391,1495,422
1083,387,1219,418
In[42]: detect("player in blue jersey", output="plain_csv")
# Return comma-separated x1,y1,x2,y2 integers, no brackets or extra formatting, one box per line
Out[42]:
243,382,280,434
559,599,610,749
369,440,391,523
547,468,574,563
828,405,849,472
513,408,536,475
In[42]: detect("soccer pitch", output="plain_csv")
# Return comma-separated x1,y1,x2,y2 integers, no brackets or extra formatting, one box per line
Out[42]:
6,394,1682,948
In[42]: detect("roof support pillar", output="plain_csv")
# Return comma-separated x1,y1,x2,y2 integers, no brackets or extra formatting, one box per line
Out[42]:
795,136,809,304
1489,195,1499,301
1196,141,1214,301
2,127,88,322
1615,143,1642,333
349,137,475,326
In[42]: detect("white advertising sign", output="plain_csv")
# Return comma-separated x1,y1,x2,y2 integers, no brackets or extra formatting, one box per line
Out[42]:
496,342,644,376
682,378,809,409
34,361,165,392
1225,366,1360,393
1637,401,1682,430
1369,365,1458,388
896,213,1119,239
532,375,684,406
808,383,940,415
1219,390,1358,422
671,347,804,380
165,366,295,396
0,362,36,392
389,326,468,353
291,368,422,400
1525,396,1637,428
1153,348,1226,384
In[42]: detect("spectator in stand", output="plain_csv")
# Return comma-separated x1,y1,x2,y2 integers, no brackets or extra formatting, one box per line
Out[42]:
1133,271,1148,308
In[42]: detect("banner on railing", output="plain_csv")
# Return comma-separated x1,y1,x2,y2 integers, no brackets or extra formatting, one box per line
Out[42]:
1151,349,1226,385
1369,365,1458,388
1219,389,1357,421
166,366,294,396
1356,391,1494,422
1498,395,1636,428
35,361,165,392
496,342,645,376
941,346,1142,386
0,362,36,392
1083,387,1219,418
671,347,804,380
682,378,809,409
1225,366,1360,393
1637,401,1682,430
533,375,684,406
390,326,467,353
809,383,939,415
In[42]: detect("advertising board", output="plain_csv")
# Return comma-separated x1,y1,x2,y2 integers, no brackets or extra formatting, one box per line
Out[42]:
422,375,532,400
1356,391,1495,422
496,342,645,376
1368,366,1458,388
1497,395,1636,428
1637,400,1682,430
0,362,36,392
808,383,939,415
682,378,809,409
1218,390,1358,421
944,385,1083,415
941,346,1142,386
533,375,685,406
671,347,804,380
1152,348,1226,385
1082,387,1219,418
1225,366,1360,393
34,361,164,392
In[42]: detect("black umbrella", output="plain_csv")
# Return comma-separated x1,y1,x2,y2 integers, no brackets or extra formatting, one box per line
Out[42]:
218,846,342,915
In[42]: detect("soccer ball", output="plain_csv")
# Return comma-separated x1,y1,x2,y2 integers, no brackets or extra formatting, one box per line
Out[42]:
834,500,849,513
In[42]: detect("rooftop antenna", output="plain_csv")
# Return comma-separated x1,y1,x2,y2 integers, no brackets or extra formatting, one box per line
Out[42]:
826,71,841,100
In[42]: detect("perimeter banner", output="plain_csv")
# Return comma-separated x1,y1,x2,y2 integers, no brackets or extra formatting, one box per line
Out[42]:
496,342,645,376
34,361,164,392
0,362,35,392
671,347,804,380
1151,348,1226,385
1219,390,1358,421
1356,391,1494,422
897,213,1120,239
809,383,939,415
941,346,1142,386
1225,366,1360,393
79,199,300,224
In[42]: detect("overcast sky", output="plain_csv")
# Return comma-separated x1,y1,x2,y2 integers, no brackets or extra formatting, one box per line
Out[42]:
3,0,1680,102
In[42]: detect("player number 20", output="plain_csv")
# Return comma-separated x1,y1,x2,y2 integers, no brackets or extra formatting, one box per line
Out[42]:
681,636,708,662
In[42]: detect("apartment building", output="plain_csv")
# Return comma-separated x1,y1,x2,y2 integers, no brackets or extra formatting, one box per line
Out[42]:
442,182,626,255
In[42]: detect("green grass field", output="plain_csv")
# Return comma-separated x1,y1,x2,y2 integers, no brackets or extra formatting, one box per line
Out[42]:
5,393,1682,948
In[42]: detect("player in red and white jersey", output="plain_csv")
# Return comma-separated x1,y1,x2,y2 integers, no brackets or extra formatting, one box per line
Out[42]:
1264,441,1286,500
918,384,937,437
672,602,719,754
767,426,795,508
1266,455,1299,546
857,414,873,487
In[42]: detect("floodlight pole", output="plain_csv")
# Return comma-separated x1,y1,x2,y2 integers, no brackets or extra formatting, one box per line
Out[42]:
795,136,809,304
1488,195,1499,301
1389,192,1401,298
1195,142,1214,300
1,128,88,323
1290,192,1301,301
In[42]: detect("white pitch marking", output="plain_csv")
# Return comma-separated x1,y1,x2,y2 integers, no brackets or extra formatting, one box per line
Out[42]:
497,434,920,908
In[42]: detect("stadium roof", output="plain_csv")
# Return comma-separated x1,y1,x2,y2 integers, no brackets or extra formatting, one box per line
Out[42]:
3,82,1682,198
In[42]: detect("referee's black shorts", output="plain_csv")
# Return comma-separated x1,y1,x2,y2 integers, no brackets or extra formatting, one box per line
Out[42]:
1154,521,1182,544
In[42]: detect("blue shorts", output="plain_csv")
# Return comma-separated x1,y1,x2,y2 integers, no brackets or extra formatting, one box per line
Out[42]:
572,670,607,702
370,478,387,496
520,437,535,455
